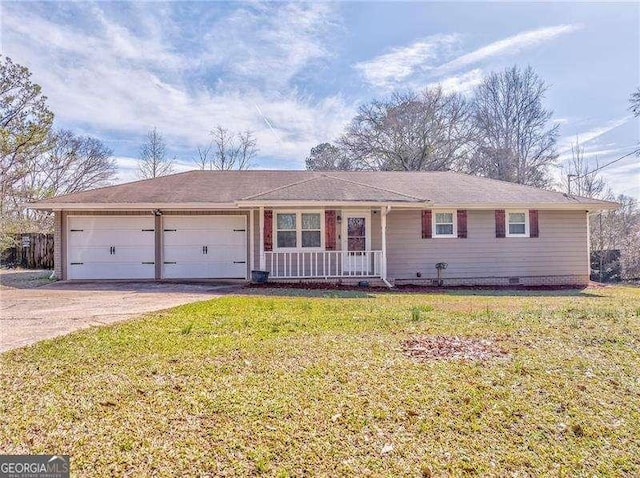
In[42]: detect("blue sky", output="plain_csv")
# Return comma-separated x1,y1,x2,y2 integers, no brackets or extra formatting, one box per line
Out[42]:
1,1,638,197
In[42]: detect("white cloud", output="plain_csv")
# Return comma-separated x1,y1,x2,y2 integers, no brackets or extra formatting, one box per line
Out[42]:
354,34,459,88
201,3,336,88
437,24,582,73
601,160,640,199
1,3,352,169
557,116,632,153
427,69,484,94
354,24,581,91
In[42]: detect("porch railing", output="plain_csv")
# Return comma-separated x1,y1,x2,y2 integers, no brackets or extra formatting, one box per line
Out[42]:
264,250,383,279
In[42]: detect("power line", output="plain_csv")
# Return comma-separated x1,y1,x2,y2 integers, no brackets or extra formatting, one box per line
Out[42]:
571,149,638,180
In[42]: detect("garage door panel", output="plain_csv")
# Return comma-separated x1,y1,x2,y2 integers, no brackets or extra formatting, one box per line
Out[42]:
69,262,155,280
163,262,245,279
67,216,155,280
69,230,155,247
163,236,244,247
162,215,247,279
69,216,154,231
164,246,207,262
68,246,113,263
164,249,245,263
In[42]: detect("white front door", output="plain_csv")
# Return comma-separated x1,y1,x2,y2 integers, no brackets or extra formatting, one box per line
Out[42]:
163,215,247,279
67,216,156,280
341,211,371,275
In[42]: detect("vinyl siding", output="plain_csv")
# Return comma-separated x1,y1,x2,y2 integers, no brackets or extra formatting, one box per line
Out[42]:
386,209,588,280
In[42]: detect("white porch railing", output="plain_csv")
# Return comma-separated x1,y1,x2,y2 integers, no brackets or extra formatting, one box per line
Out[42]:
264,250,383,279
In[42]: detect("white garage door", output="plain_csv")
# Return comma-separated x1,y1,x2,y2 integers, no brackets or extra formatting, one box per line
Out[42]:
67,216,156,280
163,215,247,279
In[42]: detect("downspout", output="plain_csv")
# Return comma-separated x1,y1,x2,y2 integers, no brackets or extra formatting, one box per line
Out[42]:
381,205,393,289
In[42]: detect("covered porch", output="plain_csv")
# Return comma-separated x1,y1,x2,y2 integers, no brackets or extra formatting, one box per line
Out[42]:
250,206,391,283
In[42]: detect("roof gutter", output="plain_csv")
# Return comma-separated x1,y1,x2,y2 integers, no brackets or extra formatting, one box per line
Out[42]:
27,202,240,211
235,200,430,208
28,200,617,212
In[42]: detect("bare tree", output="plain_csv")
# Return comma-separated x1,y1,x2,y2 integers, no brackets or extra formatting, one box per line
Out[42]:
138,127,174,179
561,139,606,198
0,56,54,219
469,66,558,187
305,143,354,171
208,126,257,170
12,130,116,228
338,87,473,171
630,87,640,117
591,194,640,281
194,143,212,170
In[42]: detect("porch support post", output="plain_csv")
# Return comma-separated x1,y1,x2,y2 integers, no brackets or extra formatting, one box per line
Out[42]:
249,209,255,273
381,206,389,281
259,206,264,270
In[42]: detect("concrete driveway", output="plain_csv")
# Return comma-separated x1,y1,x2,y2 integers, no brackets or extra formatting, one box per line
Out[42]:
0,272,241,352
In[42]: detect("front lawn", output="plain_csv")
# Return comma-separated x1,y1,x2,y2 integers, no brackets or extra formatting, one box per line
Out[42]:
1,286,639,476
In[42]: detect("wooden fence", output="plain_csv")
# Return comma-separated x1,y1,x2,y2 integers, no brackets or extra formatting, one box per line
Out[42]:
1,233,54,269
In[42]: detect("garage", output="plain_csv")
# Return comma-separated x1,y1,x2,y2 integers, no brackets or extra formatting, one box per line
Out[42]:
162,215,247,279
67,216,156,280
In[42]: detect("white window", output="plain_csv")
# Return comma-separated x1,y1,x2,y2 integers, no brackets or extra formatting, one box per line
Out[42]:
433,210,457,238
275,211,323,249
301,213,321,248
506,210,529,237
276,213,297,248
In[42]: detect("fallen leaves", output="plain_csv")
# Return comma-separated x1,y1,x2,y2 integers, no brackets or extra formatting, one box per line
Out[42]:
401,336,509,361
381,443,394,454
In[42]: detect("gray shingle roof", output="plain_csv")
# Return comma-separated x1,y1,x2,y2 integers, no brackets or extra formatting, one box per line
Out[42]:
31,170,618,209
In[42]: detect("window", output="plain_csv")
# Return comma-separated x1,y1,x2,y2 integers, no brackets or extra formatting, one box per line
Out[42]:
301,213,321,247
433,210,457,238
276,213,297,248
507,210,529,237
275,212,323,249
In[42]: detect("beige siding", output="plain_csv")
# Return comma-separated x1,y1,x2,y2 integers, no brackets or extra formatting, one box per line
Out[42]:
252,209,260,269
53,212,63,279
386,209,589,282
370,209,382,250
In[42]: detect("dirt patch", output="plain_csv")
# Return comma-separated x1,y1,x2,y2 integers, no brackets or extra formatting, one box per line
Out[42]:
402,336,509,361
0,269,54,290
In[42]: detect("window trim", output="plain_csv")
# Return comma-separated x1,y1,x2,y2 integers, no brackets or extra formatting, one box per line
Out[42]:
505,209,530,238
273,210,325,251
432,209,458,238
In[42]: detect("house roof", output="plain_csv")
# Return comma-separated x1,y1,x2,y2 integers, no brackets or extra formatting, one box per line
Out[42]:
30,170,618,210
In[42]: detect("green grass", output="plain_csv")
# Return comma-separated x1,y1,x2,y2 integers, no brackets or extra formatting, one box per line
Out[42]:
1,286,639,476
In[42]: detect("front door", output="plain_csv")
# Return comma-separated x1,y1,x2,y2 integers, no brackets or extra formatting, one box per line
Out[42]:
342,211,370,274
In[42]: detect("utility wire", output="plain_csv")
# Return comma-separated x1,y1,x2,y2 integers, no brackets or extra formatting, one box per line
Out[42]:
570,149,638,179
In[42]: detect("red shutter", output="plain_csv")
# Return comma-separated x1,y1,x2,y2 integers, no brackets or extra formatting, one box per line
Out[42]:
422,210,432,239
264,210,273,251
457,210,467,238
495,210,505,238
529,209,539,238
325,210,337,250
